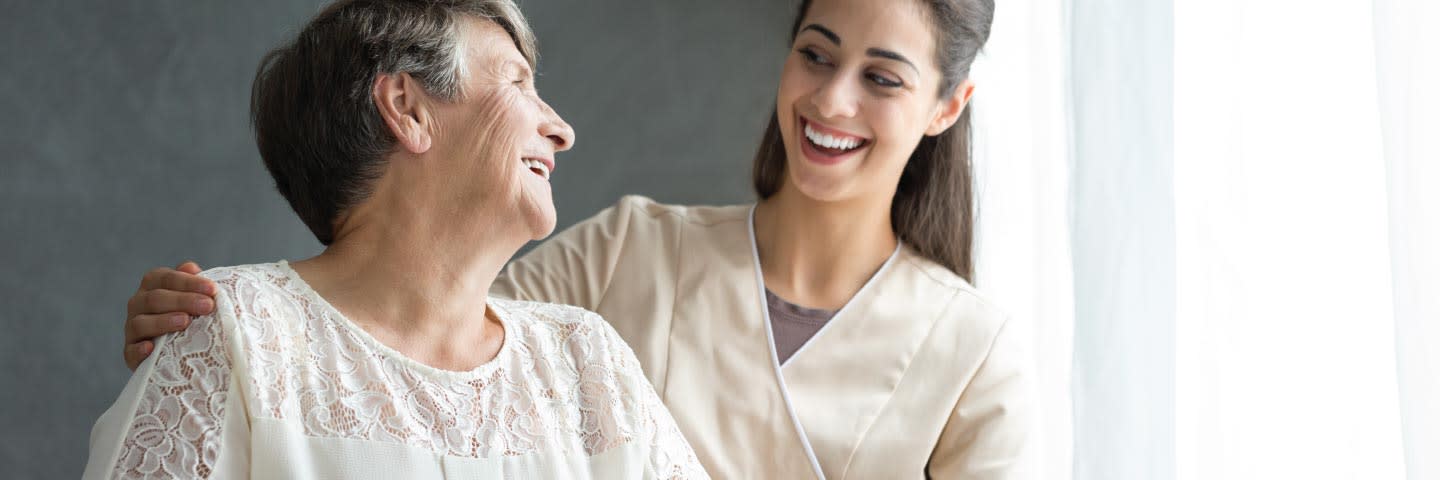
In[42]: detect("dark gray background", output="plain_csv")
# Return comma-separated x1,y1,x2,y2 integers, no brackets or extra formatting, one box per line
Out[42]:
0,1,793,477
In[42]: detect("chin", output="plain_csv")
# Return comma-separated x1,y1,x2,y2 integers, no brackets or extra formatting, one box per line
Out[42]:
530,214,557,240
512,180,557,239
522,200,557,240
784,153,861,203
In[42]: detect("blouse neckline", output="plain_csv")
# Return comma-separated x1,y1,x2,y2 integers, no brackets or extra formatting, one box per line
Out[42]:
274,260,517,383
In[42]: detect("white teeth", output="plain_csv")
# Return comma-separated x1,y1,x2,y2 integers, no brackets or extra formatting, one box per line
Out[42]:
522,159,550,180
804,123,863,151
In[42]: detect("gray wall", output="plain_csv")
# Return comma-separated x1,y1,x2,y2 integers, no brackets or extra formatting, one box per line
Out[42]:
0,1,793,477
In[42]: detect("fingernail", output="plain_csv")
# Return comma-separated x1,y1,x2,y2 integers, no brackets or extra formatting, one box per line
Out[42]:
169,314,188,327
194,298,213,312
141,342,153,354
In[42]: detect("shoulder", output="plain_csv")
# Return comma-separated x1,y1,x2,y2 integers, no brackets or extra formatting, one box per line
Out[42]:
492,298,635,369
895,246,1010,340
892,248,1032,402
492,297,597,325
198,262,292,297
150,263,292,367
195,262,309,336
607,195,751,229
197,262,299,315
491,299,677,457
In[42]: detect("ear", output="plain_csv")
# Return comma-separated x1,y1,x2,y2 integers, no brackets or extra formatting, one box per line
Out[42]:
925,78,975,136
372,72,434,154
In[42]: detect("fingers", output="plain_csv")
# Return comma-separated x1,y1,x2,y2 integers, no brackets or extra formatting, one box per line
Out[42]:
138,264,213,296
138,267,180,292
123,261,207,372
124,312,191,344
124,340,154,372
159,266,216,296
126,289,213,321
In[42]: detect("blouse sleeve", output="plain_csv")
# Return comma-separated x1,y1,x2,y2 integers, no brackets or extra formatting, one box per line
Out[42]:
83,297,240,479
491,196,641,311
927,319,1037,479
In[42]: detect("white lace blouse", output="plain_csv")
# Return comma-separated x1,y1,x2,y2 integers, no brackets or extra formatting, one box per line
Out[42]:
82,262,707,479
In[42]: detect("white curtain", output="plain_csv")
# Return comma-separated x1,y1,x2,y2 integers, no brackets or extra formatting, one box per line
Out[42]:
1173,0,1421,476
1066,0,1177,477
969,0,1075,476
1373,0,1440,477
972,0,1433,477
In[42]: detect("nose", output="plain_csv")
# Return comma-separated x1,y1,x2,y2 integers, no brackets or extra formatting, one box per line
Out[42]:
537,99,575,152
810,73,859,119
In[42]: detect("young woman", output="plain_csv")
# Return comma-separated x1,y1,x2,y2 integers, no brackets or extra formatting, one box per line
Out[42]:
121,0,1032,477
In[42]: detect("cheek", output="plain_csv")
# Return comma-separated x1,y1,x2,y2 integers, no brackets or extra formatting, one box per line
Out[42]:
777,61,824,155
864,103,929,173
776,59,821,119
777,59,808,103
465,95,529,167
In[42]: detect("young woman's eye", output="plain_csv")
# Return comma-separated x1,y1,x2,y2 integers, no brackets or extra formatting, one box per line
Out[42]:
866,72,903,88
799,47,831,66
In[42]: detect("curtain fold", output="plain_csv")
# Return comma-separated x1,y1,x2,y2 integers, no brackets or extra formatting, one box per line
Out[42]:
1373,0,1440,478
1066,0,1176,477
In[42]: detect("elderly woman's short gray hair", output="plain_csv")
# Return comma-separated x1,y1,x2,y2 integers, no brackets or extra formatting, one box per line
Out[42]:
250,0,536,245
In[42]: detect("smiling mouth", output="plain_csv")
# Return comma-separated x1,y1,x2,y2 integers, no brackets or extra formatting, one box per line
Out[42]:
801,118,870,155
521,158,551,180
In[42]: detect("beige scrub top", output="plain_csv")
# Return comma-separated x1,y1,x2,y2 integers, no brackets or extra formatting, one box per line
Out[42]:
493,196,1034,479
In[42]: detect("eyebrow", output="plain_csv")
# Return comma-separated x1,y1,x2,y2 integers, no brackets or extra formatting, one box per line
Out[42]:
501,59,532,78
800,24,841,45
866,48,919,74
800,23,920,75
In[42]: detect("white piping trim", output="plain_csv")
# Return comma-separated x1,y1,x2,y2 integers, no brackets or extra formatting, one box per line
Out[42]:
778,237,903,368
748,204,828,480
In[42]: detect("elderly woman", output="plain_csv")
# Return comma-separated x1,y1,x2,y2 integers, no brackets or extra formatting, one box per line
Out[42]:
82,0,705,478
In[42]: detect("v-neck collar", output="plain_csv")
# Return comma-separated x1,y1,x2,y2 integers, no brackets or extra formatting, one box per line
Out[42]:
746,205,904,368
744,204,903,480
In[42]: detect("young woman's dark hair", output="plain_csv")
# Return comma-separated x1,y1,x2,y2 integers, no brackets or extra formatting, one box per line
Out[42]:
752,0,994,281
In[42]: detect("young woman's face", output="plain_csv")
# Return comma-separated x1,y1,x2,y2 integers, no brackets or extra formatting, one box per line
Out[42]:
776,0,966,204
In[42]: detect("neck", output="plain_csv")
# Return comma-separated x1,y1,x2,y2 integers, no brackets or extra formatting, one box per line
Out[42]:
290,181,528,371
754,184,898,311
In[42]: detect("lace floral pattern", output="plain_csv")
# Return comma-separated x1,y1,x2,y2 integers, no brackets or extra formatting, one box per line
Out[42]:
109,262,705,479
112,304,230,479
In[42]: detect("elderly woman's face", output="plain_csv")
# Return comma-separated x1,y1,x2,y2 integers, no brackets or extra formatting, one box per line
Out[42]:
427,18,574,239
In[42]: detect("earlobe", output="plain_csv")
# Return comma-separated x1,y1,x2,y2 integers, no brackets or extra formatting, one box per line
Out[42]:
409,123,432,153
372,73,433,154
925,80,976,136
